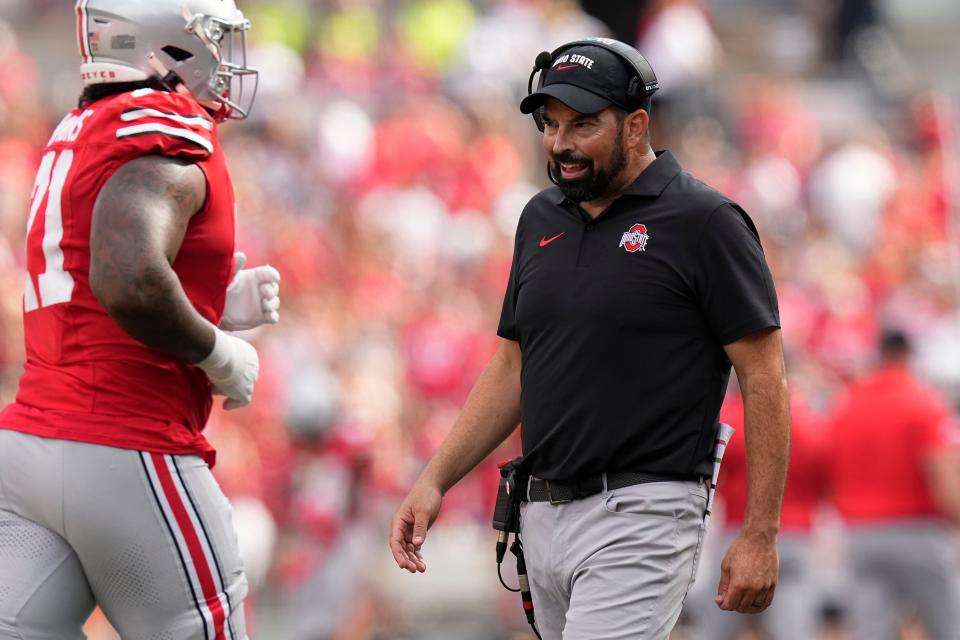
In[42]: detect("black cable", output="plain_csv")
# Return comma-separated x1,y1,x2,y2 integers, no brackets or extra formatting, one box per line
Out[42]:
512,537,541,639
497,560,521,593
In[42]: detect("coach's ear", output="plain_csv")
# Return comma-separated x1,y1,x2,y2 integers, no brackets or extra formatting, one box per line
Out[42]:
623,108,649,151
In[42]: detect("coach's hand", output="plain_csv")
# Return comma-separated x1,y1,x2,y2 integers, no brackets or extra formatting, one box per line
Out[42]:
389,482,443,573
715,529,778,614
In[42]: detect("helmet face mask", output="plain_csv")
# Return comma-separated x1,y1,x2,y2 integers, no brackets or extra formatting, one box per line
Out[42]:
184,11,258,119
77,0,259,120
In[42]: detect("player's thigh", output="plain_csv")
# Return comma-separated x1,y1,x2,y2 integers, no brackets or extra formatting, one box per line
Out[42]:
0,509,95,640
62,444,248,639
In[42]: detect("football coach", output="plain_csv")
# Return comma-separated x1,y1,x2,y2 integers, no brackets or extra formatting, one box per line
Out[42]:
389,37,790,639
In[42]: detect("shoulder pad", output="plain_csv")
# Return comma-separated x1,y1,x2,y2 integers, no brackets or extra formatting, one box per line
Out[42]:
109,88,216,159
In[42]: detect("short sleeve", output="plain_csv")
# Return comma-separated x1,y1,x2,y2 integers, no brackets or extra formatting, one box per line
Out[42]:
109,89,215,162
497,227,521,341
694,203,780,344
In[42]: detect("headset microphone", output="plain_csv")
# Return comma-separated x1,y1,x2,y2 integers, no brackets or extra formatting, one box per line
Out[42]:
527,51,553,95
532,50,562,186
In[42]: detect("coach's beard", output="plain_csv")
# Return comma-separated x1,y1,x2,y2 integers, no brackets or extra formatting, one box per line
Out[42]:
548,141,628,203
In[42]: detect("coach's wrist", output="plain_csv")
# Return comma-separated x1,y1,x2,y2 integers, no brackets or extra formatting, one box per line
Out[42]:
741,521,780,540
415,468,451,496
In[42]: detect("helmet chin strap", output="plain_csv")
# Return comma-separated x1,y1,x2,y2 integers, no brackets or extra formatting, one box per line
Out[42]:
147,53,189,95
147,52,228,120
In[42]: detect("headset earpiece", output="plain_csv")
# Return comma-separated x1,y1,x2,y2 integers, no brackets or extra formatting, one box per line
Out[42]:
626,76,641,103
533,107,545,133
524,37,659,131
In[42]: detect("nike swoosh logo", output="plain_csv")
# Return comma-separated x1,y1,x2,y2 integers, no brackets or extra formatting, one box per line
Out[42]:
539,232,566,247
555,64,578,71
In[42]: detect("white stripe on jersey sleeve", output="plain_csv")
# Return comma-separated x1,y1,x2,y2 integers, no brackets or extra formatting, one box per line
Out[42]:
121,108,213,131
116,123,214,154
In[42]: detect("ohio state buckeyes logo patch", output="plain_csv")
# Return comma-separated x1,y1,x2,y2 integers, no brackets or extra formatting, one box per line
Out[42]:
619,223,650,253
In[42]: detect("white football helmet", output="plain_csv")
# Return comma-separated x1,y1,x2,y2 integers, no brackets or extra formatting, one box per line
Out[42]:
76,0,258,120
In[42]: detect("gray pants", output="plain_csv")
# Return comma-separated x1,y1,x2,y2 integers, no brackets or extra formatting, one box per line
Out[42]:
692,531,818,640
845,521,958,640
519,478,708,640
0,430,248,639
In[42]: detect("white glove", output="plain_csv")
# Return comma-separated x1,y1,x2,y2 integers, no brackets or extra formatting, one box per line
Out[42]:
219,252,281,331
196,326,260,410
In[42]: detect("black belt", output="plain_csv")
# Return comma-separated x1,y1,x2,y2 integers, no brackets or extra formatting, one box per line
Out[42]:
526,471,696,504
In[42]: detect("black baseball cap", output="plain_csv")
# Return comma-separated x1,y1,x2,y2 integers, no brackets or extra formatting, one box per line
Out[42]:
520,44,638,116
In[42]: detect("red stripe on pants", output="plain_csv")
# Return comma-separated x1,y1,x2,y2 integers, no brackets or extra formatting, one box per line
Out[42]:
151,453,227,640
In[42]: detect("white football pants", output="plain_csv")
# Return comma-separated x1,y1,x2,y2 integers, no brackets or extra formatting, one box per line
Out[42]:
0,429,248,640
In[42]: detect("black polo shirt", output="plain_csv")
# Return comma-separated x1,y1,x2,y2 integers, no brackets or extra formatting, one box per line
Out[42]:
498,151,780,480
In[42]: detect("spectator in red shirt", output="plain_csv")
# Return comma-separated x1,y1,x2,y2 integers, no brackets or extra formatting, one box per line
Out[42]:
827,330,960,640
694,389,828,640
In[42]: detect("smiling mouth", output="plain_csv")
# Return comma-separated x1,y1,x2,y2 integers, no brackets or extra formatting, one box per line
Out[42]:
558,161,589,180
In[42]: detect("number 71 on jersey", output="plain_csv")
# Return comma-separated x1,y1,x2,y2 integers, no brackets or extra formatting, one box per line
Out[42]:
24,149,76,312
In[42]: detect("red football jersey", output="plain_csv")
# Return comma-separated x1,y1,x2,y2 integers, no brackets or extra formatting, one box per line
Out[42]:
0,88,236,465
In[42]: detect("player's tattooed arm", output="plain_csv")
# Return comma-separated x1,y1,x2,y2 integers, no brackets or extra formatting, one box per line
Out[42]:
90,155,215,363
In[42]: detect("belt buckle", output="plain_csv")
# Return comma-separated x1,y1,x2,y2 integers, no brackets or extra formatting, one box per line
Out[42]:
545,480,572,505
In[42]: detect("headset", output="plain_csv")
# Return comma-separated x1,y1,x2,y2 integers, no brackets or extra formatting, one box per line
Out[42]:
526,37,659,131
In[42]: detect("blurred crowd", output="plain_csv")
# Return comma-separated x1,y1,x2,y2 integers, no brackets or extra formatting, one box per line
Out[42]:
0,0,958,638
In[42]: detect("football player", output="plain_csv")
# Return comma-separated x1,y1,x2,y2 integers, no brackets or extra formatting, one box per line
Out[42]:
0,1,278,638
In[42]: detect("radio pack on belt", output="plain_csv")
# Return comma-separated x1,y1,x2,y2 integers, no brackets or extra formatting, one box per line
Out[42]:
491,457,540,639
493,457,525,537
